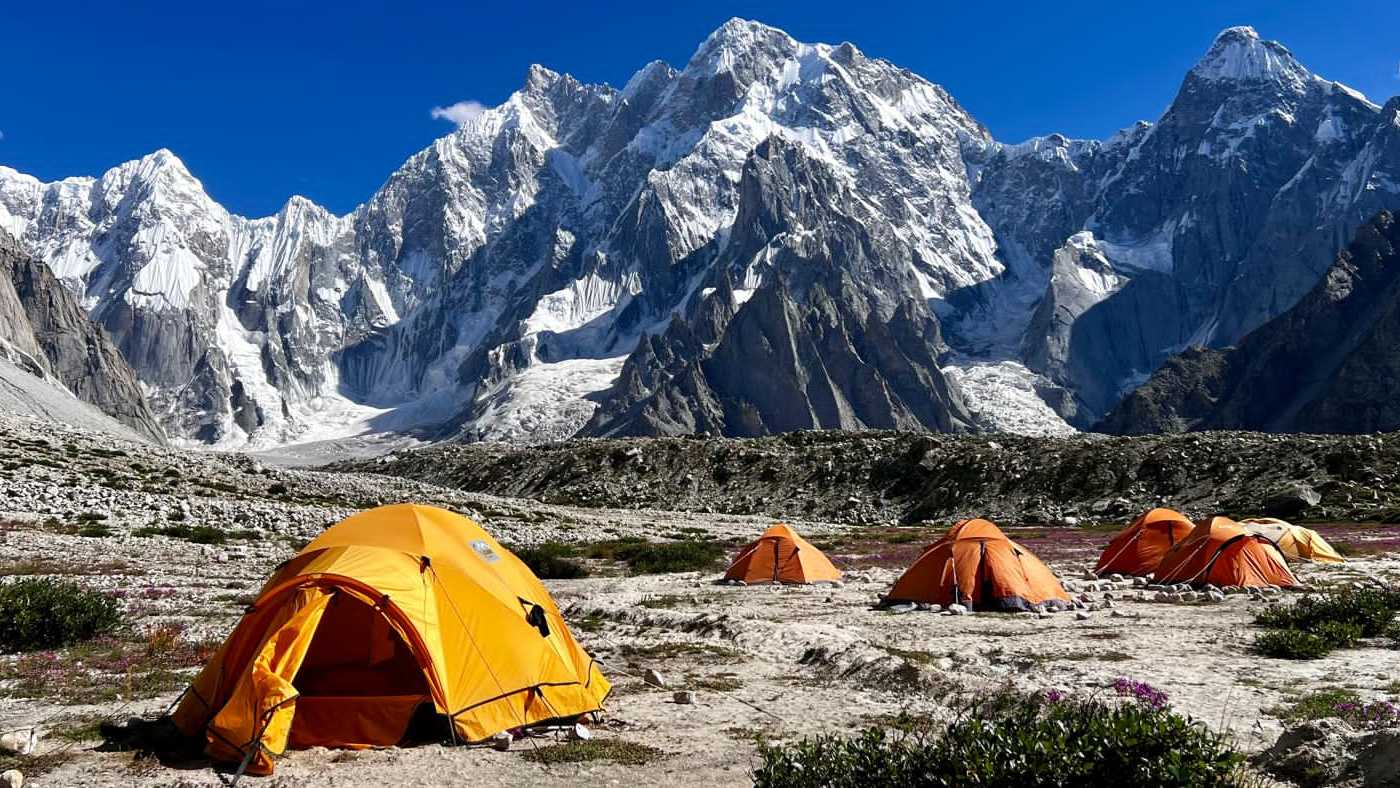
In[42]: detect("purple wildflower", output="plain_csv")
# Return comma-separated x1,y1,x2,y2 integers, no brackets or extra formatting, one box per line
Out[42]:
1113,677,1169,710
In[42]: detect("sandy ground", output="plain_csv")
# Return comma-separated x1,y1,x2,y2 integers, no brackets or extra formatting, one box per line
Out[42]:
3,510,1398,787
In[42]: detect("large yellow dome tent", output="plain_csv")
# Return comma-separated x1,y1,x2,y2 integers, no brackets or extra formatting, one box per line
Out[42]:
1240,518,1346,564
722,524,842,584
173,504,610,776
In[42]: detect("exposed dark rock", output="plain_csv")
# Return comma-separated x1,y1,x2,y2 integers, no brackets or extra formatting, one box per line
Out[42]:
1099,211,1400,434
0,229,166,443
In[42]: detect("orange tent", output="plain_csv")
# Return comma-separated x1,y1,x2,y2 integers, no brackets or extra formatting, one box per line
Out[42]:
723,524,841,584
1094,508,1195,577
883,519,1071,612
1153,516,1299,588
173,504,609,776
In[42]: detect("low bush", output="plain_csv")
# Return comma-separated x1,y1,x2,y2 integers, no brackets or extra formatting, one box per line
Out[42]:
580,537,728,574
132,524,256,545
0,578,123,652
1270,687,1400,730
1253,587,1400,658
1256,587,1400,637
1254,629,1333,660
753,691,1246,788
612,540,726,574
513,543,589,579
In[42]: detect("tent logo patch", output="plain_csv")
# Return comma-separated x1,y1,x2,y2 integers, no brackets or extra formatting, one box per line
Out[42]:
470,540,500,563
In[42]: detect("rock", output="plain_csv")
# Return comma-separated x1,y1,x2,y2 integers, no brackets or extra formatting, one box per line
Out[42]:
491,731,513,751
642,669,666,688
0,729,36,757
925,604,943,613
948,604,970,616
1074,611,1091,621
1264,483,1323,518
1110,609,1131,618
1207,590,1225,603
571,723,592,741
888,603,917,614
673,691,696,705
935,657,955,671
1258,718,1400,786
0,770,21,788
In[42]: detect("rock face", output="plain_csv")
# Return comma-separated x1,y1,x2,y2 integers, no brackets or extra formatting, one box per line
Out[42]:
966,28,1400,424
581,138,971,437
0,229,165,442
0,22,1397,446
1098,211,1400,434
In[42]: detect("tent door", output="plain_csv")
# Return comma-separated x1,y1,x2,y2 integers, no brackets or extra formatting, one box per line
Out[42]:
286,592,432,750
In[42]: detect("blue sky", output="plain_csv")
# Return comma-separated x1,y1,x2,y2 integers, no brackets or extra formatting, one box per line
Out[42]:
2,1,1396,217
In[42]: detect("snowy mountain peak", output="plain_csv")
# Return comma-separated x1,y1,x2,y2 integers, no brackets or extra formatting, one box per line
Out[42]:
1192,26,1311,87
688,18,797,73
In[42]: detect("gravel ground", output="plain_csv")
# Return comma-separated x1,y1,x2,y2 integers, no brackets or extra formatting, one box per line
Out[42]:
1,414,1397,786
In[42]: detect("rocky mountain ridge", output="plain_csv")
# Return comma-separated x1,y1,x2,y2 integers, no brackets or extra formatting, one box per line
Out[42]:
1099,210,1400,434
0,228,165,442
1,22,1397,447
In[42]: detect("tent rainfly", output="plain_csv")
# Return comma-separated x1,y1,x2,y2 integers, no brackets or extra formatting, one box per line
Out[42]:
173,504,610,776
1094,508,1195,577
723,524,842,584
883,519,1071,612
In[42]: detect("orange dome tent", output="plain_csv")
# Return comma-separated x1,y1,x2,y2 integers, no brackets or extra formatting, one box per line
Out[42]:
1154,516,1299,588
172,504,610,776
723,524,842,584
883,519,1071,612
1094,508,1195,577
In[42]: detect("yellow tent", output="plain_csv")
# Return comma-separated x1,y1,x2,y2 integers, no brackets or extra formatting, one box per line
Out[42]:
173,504,610,775
1240,518,1346,564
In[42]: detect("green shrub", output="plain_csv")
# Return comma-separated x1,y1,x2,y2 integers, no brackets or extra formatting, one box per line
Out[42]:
514,543,589,579
133,524,232,545
1256,588,1400,638
753,692,1245,788
0,578,123,652
1253,587,1400,658
581,537,728,574
1270,687,1361,723
613,540,726,574
1254,629,1333,660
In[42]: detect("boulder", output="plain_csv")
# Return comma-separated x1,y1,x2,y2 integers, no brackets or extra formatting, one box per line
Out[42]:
1264,483,1322,518
0,729,36,757
673,691,696,705
0,770,21,788
1259,718,1400,787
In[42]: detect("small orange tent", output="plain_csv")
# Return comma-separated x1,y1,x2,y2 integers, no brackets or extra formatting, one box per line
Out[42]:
173,504,609,776
1154,516,1299,588
723,524,841,584
1094,508,1195,577
883,519,1071,612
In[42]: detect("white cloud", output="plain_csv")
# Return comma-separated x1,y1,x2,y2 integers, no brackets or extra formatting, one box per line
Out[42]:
430,100,488,126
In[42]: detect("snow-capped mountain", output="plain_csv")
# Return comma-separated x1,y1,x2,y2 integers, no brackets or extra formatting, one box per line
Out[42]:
966,26,1398,424
0,21,1396,446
